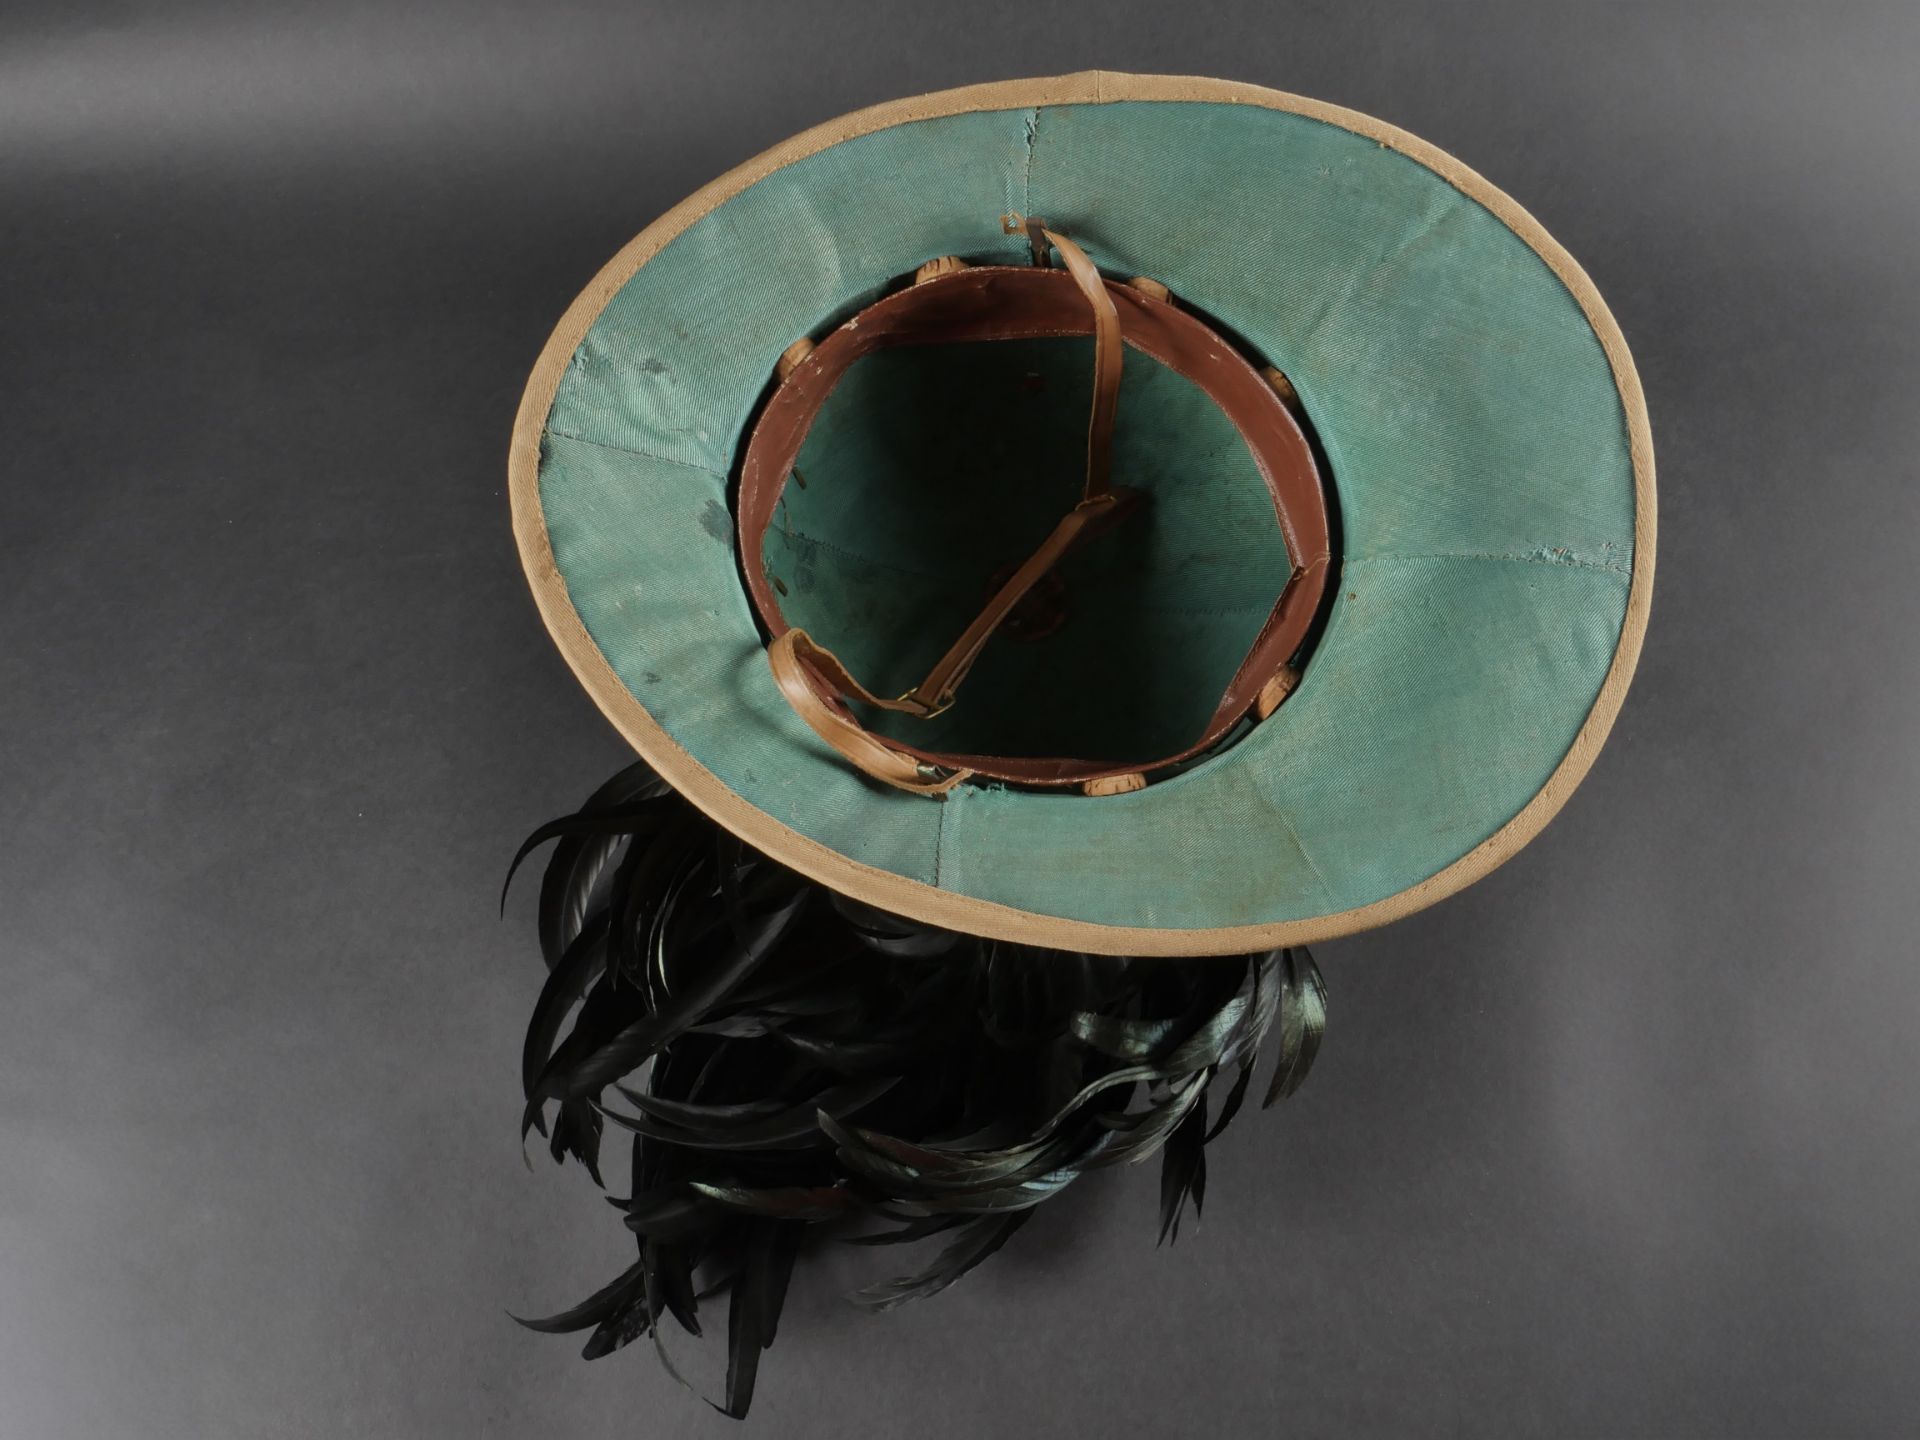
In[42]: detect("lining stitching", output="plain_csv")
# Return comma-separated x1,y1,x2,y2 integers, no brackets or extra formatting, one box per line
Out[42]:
546,426,728,478
1349,549,1632,577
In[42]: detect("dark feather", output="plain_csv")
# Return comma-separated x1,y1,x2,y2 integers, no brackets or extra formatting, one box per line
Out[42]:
1204,1059,1255,1143
506,774,1333,1419
848,1212,1031,1311
828,893,964,957
511,1259,646,1334
500,801,671,915
535,761,669,967
547,1097,605,1185
611,1088,798,1128
1264,947,1329,1107
537,881,808,1109
720,1221,802,1419
648,1241,702,1338
1069,1010,1183,1060
521,914,610,1104
620,1190,719,1244
840,1213,967,1247
598,1076,897,1151
521,971,647,1142
1157,1090,1208,1245
689,1183,856,1221
580,1292,652,1360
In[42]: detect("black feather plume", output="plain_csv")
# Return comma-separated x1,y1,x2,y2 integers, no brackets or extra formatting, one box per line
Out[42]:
507,762,1328,1418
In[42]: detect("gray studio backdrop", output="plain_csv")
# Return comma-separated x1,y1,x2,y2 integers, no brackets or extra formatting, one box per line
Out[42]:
4,3,1917,1437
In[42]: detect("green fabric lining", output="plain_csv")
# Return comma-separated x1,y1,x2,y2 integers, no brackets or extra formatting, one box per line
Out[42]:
766,335,1293,761
537,99,1635,931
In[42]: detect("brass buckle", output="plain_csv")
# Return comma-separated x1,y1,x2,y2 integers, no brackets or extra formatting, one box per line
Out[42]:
894,688,955,720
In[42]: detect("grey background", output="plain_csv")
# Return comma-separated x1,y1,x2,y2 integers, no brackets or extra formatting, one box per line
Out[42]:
4,2,1916,1435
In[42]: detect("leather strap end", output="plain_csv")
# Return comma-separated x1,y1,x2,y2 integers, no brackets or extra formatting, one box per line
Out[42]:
768,629,970,796
1041,227,1122,504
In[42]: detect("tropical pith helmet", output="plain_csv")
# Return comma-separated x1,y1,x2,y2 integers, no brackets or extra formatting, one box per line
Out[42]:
510,71,1655,957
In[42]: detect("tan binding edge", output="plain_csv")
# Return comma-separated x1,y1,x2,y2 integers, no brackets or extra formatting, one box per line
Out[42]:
508,70,1657,958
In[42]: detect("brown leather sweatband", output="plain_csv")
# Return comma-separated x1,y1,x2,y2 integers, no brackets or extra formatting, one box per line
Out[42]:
736,233,1331,792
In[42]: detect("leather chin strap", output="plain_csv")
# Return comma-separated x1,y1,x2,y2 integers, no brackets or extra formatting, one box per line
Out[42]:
739,219,1332,796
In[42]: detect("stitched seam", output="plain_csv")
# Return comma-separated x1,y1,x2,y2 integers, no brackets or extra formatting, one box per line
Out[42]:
546,426,727,478
1272,804,1334,904
1349,549,1632,576
932,802,947,888
1020,106,1039,217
